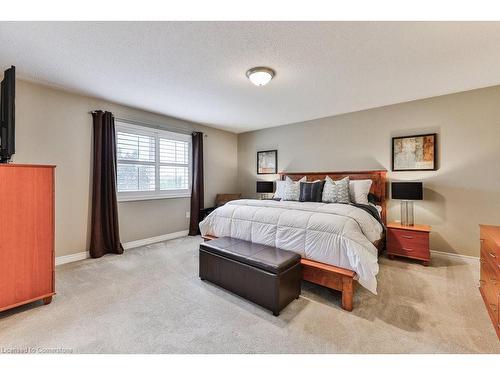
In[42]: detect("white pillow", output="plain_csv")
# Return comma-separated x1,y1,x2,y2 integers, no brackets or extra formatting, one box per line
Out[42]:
282,176,306,201
273,180,287,199
349,179,372,205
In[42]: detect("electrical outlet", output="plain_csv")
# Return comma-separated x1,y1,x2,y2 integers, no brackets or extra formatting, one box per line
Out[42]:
186,212,190,219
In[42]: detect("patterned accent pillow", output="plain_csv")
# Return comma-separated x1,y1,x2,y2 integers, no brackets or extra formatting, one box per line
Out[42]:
273,180,287,199
322,176,350,204
299,180,325,202
282,176,306,201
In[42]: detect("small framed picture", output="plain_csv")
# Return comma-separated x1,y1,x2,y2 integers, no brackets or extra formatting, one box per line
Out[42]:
257,150,278,175
392,133,437,171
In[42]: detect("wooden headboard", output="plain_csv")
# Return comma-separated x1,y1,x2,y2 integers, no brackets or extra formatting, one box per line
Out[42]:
279,170,388,224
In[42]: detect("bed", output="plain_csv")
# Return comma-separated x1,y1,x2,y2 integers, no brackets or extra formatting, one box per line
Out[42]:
199,170,387,311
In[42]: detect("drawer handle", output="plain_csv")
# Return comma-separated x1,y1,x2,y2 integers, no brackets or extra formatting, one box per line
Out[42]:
402,235,414,239
490,304,497,312
490,278,497,284
488,252,496,258
402,247,413,252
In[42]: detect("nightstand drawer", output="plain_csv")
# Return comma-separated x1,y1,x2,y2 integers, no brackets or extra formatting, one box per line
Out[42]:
388,228,428,243
387,245,429,259
387,229,429,258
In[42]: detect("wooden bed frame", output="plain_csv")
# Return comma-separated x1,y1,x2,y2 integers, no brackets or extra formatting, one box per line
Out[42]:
280,171,387,311
203,170,387,311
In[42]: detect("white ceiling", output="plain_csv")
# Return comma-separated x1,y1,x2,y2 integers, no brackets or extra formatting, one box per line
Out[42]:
1,22,500,133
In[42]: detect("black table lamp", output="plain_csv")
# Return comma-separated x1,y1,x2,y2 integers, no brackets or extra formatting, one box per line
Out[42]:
391,182,423,226
256,181,274,200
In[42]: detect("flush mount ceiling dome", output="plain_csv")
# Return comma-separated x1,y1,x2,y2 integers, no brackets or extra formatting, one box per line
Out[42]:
246,67,275,86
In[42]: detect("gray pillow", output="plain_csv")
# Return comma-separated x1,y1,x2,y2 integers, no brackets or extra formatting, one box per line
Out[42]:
299,180,325,202
282,176,306,201
322,176,350,204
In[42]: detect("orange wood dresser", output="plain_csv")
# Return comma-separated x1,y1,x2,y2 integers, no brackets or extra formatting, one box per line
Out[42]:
0,164,56,312
479,225,500,339
386,222,431,266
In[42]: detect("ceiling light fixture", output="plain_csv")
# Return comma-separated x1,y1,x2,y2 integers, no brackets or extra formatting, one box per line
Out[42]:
246,67,275,86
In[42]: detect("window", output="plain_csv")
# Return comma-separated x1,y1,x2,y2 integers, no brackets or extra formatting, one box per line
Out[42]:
115,121,192,201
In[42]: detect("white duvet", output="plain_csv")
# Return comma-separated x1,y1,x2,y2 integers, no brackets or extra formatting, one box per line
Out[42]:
199,199,382,294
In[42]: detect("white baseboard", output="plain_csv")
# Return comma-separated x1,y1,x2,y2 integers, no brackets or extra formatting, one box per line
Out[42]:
55,230,189,266
430,249,479,264
55,235,477,267
122,230,189,250
55,251,89,266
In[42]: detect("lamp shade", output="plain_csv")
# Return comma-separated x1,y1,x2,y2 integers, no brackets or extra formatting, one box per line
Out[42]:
256,181,275,193
391,182,423,200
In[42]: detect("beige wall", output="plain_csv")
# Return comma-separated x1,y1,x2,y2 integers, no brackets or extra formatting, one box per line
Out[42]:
14,80,238,256
11,79,500,258
238,85,500,257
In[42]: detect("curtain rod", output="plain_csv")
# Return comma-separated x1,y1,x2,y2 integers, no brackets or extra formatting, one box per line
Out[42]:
89,111,198,136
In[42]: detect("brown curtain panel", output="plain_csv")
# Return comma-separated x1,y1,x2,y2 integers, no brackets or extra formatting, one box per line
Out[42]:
189,132,204,235
89,110,124,258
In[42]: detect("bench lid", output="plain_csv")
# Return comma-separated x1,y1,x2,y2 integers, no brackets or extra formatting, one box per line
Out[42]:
200,237,301,274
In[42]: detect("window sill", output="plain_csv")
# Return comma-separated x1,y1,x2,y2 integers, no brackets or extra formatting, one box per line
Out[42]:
118,193,191,202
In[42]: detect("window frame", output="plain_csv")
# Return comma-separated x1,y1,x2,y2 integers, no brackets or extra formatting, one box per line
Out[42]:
115,121,192,202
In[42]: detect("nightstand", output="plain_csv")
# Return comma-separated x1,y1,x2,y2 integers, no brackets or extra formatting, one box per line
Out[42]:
199,207,216,223
386,222,431,266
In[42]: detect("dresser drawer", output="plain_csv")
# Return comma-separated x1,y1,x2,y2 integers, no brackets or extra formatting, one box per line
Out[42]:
479,286,499,327
478,225,500,339
481,237,500,270
480,259,499,310
481,243,500,277
497,295,500,328
387,229,429,259
497,294,500,327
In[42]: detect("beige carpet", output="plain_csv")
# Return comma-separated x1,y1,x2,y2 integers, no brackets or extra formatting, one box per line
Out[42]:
0,236,498,353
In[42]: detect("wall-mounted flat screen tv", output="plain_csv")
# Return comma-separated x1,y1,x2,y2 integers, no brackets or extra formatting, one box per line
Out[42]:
1,65,15,163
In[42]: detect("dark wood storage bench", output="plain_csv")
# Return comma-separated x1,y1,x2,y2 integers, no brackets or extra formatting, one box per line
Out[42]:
199,237,302,316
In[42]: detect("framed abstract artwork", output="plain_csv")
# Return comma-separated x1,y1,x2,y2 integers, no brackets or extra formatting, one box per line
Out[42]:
392,133,437,171
257,150,278,174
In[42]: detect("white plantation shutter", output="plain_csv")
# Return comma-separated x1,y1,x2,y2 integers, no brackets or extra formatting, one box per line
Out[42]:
159,138,189,190
159,139,189,164
115,121,192,201
116,130,156,192
117,131,155,163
